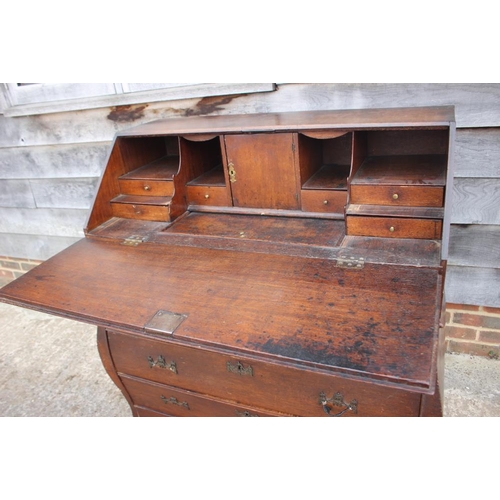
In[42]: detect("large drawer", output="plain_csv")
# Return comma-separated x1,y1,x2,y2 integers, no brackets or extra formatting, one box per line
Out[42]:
350,185,444,207
346,215,443,239
121,375,287,417
108,330,422,417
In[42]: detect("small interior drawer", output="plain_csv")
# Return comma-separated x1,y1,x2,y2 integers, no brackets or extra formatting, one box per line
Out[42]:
119,179,174,197
186,185,229,206
350,185,444,207
111,201,171,222
346,215,443,239
300,189,347,213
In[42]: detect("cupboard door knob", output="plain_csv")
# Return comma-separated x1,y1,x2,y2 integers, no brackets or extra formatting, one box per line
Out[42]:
392,193,399,200
389,226,395,232
144,185,151,191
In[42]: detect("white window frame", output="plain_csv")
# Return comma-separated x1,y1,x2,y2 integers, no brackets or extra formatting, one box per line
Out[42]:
0,83,276,117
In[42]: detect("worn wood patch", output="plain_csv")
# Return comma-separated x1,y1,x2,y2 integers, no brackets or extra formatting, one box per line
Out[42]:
448,225,500,268
0,142,109,179
445,266,500,307
455,128,500,178
0,207,87,237
451,178,500,224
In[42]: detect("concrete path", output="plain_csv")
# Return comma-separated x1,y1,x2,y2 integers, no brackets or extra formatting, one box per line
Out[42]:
1,301,499,417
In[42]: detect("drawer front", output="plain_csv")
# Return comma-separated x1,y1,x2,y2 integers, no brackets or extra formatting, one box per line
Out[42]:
350,185,444,207
108,330,421,417
346,216,442,239
119,179,174,197
186,185,229,206
301,190,347,213
111,202,171,222
135,406,171,417
121,376,285,417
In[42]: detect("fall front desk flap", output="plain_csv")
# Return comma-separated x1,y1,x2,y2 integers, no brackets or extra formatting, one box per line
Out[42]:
0,234,442,394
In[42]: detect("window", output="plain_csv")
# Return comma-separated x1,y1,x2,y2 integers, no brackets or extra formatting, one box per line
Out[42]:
0,83,276,117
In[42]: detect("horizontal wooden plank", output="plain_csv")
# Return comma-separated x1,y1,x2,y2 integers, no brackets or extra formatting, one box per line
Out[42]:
0,207,87,237
0,233,81,261
1,84,499,148
30,178,99,209
0,142,109,179
455,128,500,177
0,180,36,208
451,178,500,224
449,225,500,268
267,84,499,128
445,266,500,307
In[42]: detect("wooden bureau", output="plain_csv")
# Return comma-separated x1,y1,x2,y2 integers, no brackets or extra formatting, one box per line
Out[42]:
0,107,455,417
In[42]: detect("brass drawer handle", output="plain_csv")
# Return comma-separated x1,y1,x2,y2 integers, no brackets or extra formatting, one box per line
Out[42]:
389,226,395,232
148,355,177,374
319,391,358,417
392,193,399,200
227,360,253,376
144,185,151,191
160,395,189,409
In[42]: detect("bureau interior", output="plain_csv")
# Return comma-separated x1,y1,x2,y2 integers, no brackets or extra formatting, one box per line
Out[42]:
87,126,451,243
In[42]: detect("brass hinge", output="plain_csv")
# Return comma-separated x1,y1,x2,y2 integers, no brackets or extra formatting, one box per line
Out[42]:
122,235,144,246
336,255,365,269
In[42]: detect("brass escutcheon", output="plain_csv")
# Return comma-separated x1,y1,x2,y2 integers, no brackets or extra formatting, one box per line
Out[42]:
227,361,253,376
235,410,259,417
228,162,236,183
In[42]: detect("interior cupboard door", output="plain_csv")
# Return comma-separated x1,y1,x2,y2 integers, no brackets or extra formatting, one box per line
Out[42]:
224,133,299,210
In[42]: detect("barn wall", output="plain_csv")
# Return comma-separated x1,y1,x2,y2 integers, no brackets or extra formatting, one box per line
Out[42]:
1,83,499,305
